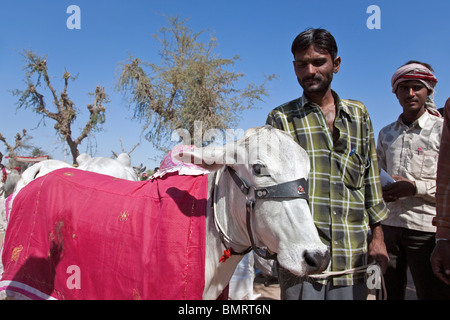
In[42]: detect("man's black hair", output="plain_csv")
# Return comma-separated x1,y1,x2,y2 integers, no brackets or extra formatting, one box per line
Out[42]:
402,60,434,72
291,28,338,60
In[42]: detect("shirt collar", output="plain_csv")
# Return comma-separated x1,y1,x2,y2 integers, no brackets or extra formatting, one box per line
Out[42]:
299,90,351,118
397,110,433,129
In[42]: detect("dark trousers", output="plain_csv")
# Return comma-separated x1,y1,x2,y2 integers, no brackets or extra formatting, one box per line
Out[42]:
382,225,450,300
277,264,368,300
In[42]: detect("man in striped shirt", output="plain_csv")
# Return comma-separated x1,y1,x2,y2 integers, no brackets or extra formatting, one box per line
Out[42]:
431,97,450,286
266,28,389,300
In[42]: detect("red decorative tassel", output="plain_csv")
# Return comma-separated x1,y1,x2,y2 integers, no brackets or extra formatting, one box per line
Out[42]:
219,249,232,263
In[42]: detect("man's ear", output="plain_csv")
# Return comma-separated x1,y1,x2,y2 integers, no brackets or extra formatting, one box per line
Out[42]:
333,56,341,74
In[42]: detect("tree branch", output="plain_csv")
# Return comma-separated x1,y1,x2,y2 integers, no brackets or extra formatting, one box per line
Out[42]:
40,59,61,112
28,84,58,120
74,86,106,145
0,129,29,161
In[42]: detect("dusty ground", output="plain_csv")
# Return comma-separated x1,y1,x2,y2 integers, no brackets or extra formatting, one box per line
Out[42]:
253,274,280,300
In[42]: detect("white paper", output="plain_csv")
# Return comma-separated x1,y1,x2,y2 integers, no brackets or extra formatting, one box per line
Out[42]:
379,168,395,187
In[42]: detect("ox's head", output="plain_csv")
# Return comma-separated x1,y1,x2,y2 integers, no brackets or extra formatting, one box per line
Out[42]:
175,125,329,276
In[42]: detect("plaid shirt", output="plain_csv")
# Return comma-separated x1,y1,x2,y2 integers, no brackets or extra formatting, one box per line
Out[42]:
266,91,388,286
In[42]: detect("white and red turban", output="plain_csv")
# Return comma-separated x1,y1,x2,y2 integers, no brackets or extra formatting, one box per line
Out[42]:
391,63,441,117
391,63,438,94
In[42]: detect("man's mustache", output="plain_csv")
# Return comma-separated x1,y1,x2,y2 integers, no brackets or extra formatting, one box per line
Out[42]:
302,75,323,82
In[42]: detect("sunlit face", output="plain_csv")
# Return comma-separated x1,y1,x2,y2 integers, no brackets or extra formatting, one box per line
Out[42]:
293,45,341,95
395,80,429,112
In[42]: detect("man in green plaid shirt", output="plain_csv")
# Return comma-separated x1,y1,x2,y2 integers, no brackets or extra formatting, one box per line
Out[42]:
266,28,389,300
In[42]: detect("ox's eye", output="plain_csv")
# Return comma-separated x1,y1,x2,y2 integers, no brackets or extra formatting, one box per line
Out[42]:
252,164,269,176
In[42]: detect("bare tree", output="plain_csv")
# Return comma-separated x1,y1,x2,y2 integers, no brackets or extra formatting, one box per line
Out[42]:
12,50,108,164
111,138,140,158
0,129,30,166
116,16,275,153
0,129,41,170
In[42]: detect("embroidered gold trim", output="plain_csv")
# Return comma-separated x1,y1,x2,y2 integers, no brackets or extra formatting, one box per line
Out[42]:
11,245,23,262
119,210,129,222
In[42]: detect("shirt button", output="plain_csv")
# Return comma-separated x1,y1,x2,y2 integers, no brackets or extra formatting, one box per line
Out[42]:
334,241,339,245
333,211,337,215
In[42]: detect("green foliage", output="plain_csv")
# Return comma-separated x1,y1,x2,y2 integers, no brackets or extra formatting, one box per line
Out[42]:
117,16,275,152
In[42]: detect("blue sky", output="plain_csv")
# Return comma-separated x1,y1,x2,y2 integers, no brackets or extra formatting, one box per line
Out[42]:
1,0,449,169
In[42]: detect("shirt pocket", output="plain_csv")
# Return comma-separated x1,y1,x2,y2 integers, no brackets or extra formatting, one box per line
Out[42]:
342,150,369,190
409,150,437,179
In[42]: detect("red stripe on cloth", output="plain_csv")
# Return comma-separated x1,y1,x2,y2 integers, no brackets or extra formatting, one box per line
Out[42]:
394,71,437,84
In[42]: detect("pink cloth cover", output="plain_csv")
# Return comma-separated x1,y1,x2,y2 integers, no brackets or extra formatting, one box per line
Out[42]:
5,193,13,223
154,145,209,178
0,168,208,300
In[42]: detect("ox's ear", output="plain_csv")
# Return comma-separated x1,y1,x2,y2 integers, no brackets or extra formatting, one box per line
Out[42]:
173,146,227,172
116,153,132,168
76,153,91,166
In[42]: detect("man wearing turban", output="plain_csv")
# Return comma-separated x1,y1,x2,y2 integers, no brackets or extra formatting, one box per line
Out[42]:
391,61,441,118
377,61,450,299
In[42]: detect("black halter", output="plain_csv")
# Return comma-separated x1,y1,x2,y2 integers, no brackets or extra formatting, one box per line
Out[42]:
224,166,309,260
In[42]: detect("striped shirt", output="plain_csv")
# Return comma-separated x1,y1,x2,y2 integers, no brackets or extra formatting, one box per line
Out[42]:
266,91,388,286
434,99,450,239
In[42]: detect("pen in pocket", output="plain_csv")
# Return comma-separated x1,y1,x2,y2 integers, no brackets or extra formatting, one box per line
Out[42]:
349,147,356,156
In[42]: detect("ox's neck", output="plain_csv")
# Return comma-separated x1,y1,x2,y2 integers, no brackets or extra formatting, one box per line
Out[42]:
202,170,250,300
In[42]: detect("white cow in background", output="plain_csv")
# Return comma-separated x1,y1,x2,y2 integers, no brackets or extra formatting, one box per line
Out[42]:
0,168,21,199
1,167,22,232
76,153,138,181
0,153,138,281
14,153,138,195
4,153,138,231
14,159,72,195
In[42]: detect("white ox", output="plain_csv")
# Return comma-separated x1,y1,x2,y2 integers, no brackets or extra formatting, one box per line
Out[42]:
13,153,138,195
0,167,21,232
1,126,329,300
2,153,138,233
194,126,329,299
13,160,72,195
76,153,138,181
0,168,21,199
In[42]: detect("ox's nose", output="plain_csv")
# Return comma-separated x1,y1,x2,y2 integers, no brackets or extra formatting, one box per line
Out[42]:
303,250,330,272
